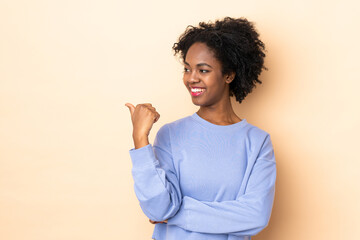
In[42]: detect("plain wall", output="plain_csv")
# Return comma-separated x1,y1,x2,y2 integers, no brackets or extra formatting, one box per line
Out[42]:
1,0,359,239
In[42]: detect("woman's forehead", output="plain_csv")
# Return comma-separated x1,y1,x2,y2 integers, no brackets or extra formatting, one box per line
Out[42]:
185,42,219,66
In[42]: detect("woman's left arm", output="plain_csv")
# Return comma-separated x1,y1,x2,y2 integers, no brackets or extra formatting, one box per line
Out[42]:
166,136,276,236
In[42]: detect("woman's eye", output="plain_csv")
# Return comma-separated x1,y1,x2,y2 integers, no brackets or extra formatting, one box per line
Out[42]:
184,68,190,72
200,69,209,73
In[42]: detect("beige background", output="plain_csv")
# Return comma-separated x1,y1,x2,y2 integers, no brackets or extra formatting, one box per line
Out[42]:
1,0,359,239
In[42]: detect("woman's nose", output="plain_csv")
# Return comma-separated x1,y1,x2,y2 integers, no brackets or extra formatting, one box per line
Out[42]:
189,71,199,83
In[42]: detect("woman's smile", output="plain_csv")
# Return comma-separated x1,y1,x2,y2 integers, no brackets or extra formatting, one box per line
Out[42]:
190,87,206,96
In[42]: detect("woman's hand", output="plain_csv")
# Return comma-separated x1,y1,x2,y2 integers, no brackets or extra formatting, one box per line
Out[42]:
125,103,160,148
149,219,168,224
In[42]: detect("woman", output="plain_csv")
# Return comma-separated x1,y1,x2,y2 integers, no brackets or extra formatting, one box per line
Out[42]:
125,17,276,240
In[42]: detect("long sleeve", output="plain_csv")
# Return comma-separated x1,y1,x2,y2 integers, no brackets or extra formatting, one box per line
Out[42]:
129,124,182,221
167,134,276,236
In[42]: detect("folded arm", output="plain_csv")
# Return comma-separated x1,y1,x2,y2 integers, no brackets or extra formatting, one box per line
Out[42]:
167,135,276,236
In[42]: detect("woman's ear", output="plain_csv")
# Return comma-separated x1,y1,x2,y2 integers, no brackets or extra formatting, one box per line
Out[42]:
225,72,235,84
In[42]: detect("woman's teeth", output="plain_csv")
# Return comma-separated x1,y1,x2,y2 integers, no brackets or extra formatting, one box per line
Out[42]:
191,88,205,92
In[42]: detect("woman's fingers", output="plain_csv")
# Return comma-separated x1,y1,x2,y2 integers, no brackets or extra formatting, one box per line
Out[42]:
143,104,157,113
141,103,157,113
130,103,159,122
149,219,167,224
125,103,160,123
154,112,160,123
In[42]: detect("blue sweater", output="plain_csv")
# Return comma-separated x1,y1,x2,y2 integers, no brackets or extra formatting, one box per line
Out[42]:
129,112,276,240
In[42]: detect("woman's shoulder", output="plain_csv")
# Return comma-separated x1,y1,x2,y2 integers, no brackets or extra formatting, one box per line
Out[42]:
242,121,274,151
161,114,194,130
244,120,270,137
156,114,192,135
154,115,193,148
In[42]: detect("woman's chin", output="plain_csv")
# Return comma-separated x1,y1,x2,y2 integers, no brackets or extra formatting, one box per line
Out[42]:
191,100,208,107
191,99,202,106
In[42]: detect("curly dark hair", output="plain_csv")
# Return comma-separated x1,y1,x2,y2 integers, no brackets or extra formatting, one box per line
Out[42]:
173,17,266,103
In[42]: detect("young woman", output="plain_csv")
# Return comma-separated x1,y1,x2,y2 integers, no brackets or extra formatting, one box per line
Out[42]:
125,17,276,240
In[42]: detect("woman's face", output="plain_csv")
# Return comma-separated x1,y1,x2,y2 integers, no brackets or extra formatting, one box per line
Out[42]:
183,42,231,107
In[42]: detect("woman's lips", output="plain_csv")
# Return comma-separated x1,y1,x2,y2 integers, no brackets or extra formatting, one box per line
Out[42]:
190,87,206,96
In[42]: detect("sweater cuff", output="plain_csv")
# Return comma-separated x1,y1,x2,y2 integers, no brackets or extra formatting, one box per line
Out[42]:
129,144,159,169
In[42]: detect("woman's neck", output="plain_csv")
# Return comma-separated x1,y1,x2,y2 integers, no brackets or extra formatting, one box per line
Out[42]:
197,102,242,126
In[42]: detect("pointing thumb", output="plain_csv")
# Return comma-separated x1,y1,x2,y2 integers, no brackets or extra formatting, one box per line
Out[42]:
125,103,135,115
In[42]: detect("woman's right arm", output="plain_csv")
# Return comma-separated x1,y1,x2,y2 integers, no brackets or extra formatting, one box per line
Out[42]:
125,103,182,221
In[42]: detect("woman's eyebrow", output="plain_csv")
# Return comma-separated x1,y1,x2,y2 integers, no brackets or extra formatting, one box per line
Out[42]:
184,61,213,69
